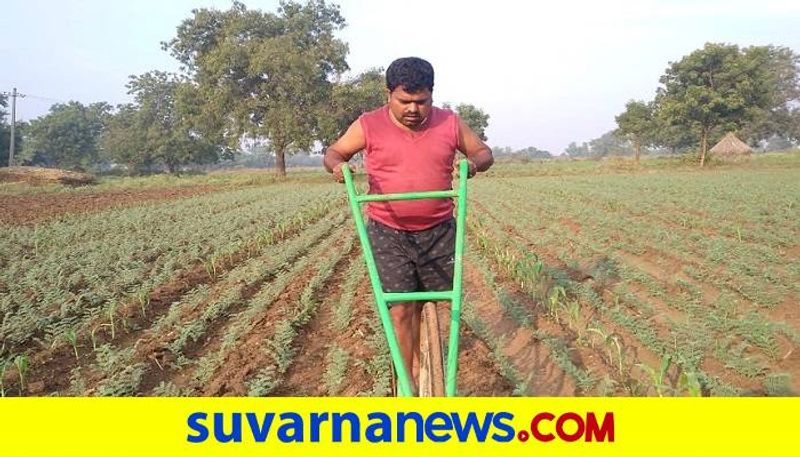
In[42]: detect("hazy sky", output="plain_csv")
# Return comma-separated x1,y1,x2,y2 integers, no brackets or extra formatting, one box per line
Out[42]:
2,0,798,154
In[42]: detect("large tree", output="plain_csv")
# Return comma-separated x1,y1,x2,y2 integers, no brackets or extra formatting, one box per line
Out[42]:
20,101,109,171
317,68,385,148
443,102,490,141
739,46,800,143
790,108,800,143
101,71,221,174
615,100,654,162
100,104,153,174
589,130,635,158
564,141,590,158
655,43,799,166
454,104,489,141
163,0,349,176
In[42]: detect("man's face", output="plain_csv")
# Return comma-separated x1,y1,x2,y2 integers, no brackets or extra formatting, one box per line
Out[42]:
387,86,433,129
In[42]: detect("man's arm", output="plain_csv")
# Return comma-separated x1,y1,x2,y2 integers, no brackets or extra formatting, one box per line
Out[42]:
324,120,366,183
456,117,494,178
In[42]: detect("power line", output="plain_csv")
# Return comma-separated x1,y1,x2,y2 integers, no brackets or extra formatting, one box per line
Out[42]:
24,93,66,104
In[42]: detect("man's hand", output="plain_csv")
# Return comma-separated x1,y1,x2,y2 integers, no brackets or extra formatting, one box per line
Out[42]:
454,158,478,179
332,162,355,183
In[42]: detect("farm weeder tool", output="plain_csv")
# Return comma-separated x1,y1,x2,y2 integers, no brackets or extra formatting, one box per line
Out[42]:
342,159,469,397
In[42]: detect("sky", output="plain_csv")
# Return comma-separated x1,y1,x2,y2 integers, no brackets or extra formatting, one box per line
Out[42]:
1,0,799,154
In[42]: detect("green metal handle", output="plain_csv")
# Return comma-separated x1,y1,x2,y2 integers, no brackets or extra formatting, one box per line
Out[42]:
342,159,468,397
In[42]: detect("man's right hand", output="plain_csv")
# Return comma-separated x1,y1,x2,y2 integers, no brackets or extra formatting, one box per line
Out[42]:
332,162,355,183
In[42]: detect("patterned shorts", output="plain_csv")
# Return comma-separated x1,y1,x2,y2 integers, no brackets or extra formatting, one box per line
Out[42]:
367,218,456,300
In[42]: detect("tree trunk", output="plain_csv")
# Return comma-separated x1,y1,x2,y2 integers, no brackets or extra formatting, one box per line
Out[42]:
634,138,641,163
700,130,708,167
275,147,287,177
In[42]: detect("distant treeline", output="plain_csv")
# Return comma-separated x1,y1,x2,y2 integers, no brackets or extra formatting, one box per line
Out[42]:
2,6,797,173
0,1,490,176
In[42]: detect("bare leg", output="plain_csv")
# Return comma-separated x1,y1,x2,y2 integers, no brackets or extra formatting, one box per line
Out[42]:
390,301,423,394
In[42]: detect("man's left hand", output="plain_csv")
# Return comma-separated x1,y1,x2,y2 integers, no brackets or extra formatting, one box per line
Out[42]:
454,159,477,179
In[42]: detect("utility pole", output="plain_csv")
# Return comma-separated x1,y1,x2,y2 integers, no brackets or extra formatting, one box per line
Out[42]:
2,87,25,167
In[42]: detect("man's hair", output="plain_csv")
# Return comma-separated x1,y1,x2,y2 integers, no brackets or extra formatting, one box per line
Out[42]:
386,57,434,93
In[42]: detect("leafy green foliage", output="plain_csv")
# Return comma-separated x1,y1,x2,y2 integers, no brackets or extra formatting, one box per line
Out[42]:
655,43,799,165
20,101,109,171
101,72,221,174
615,100,654,161
453,103,490,141
163,0,349,175
318,68,385,148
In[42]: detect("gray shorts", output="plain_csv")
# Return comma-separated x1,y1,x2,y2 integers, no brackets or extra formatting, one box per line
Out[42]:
367,218,456,297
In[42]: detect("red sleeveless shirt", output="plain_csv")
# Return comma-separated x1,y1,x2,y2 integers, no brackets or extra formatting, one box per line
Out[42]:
359,105,458,231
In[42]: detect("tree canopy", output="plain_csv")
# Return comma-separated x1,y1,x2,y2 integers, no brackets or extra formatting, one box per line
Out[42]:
162,0,350,175
454,103,490,141
101,71,221,174
615,100,654,162
20,101,109,171
317,68,385,148
636,43,799,165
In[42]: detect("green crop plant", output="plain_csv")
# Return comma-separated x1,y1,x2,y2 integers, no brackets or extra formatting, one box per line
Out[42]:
566,300,583,338
105,301,118,340
203,255,220,279
597,374,618,396
547,285,567,324
636,354,672,397
137,289,150,318
323,346,349,396
247,366,280,397
498,292,532,328
64,328,79,360
763,373,794,396
67,366,86,396
0,359,7,397
14,354,29,393
90,326,101,350
588,326,624,376
152,381,183,397
677,370,702,397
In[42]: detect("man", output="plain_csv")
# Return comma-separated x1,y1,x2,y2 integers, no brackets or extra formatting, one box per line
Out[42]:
324,57,493,393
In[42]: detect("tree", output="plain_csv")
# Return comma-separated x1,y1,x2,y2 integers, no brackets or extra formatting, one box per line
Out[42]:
762,135,794,152
790,108,800,143
163,0,349,176
443,102,490,141
650,104,696,154
738,46,800,143
564,141,590,158
615,100,654,162
101,71,221,174
589,130,635,158
20,101,109,171
100,104,153,174
317,68,385,148
655,43,799,166
454,104,489,141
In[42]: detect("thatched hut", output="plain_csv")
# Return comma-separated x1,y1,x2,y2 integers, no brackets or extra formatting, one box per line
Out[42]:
710,132,752,159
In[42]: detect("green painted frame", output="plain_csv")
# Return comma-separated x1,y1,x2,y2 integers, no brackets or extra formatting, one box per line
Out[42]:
342,159,468,397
